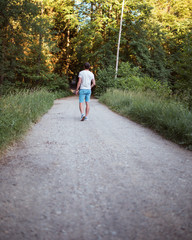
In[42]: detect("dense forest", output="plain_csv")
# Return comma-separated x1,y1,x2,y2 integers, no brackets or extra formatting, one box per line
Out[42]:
0,0,192,104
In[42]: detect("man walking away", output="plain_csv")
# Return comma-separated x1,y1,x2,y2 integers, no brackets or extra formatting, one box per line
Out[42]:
76,62,95,121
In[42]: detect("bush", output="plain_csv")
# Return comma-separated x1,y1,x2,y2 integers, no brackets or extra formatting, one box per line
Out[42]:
173,88,192,111
115,61,172,97
45,73,69,92
0,72,71,97
94,61,172,98
94,65,115,97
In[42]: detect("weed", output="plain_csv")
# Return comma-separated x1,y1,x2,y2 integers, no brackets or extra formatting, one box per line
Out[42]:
0,89,55,151
99,89,192,150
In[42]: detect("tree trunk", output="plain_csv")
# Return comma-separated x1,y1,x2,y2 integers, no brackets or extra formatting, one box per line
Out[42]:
65,27,70,77
115,0,125,78
0,32,7,86
38,1,44,75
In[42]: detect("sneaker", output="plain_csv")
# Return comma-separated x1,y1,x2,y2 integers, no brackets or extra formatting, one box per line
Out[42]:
84,116,88,121
80,114,85,121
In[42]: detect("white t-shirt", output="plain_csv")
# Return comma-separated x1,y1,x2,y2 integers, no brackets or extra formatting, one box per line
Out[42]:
78,70,94,90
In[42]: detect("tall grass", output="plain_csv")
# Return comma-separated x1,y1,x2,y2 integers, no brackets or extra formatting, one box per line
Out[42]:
0,89,55,151
99,89,192,150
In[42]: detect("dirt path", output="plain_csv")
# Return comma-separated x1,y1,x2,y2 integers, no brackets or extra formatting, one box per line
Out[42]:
0,96,192,240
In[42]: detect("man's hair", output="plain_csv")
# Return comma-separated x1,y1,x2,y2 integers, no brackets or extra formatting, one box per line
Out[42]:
84,62,90,69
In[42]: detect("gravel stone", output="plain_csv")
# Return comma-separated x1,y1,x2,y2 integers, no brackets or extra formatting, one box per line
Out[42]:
0,96,192,240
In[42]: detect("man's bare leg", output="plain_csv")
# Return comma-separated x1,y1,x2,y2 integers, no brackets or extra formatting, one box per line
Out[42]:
79,102,86,121
79,102,84,115
85,102,90,117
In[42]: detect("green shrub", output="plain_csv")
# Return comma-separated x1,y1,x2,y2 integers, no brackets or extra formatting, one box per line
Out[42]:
115,61,172,97
45,73,69,92
94,65,115,97
173,89,192,111
117,61,141,78
0,72,71,97
94,61,172,98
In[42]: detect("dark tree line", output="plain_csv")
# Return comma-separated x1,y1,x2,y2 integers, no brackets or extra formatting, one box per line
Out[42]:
0,0,192,102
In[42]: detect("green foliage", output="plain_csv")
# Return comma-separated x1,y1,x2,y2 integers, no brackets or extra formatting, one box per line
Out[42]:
0,0,192,105
173,32,192,93
0,0,75,92
0,0,51,88
99,89,192,150
0,89,55,151
94,65,115,97
45,74,68,91
95,61,172,97
75,0,192,107
148,0,192,94
121,1,170,81
0,73,72,99
50,0,79,76
44,73,73,97
116,62,172,97
74,0,120,72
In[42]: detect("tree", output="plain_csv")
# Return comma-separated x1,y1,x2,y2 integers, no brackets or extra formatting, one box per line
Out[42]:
48,0,79,78
74,0,122,71
0,0,49,89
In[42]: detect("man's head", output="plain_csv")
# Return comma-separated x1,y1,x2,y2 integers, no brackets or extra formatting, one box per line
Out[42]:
84,62,90,69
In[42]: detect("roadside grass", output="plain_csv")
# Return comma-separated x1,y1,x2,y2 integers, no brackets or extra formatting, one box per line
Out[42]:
0,89,56,152
99,89,192,150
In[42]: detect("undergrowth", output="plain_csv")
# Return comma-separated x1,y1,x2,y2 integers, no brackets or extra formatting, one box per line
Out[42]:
0,89,56,152
99,89,192,150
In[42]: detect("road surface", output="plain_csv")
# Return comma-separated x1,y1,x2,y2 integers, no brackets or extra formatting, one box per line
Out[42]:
0,96,192,240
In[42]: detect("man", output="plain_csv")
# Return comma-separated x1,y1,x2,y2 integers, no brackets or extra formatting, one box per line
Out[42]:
76,62,95,121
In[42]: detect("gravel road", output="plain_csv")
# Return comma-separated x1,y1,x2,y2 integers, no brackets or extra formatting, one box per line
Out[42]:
0,96,192,240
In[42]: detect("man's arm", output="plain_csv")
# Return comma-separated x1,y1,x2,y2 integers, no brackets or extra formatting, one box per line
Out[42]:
91,78,96,89
75,77,82,95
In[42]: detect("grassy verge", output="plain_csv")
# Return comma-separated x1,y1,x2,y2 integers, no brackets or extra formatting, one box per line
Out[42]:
0,89,56,152
99,89,192,150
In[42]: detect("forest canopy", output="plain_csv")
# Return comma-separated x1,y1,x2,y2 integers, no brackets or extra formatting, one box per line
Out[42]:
0,0,192,103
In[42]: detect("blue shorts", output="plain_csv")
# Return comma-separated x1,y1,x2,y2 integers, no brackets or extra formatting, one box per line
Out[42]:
79,89,91,103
